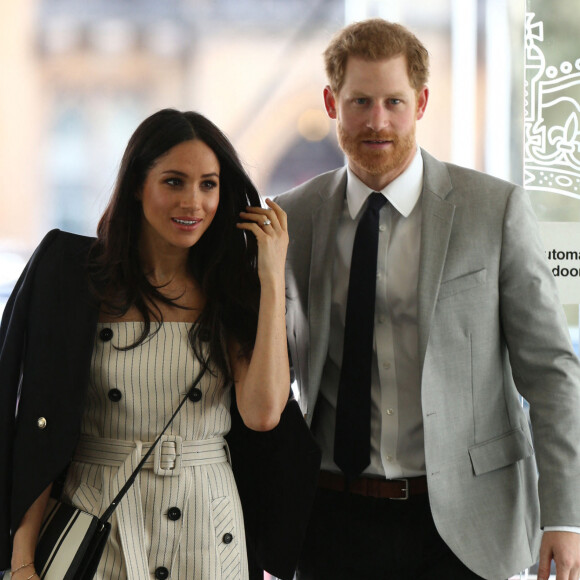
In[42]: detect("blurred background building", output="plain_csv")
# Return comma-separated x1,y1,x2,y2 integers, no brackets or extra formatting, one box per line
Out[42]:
1,0,523,248
3,0,580,355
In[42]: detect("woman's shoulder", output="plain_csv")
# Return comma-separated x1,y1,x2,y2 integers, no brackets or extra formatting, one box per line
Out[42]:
34,229,96,261
40,228,95,248
20,230,97,287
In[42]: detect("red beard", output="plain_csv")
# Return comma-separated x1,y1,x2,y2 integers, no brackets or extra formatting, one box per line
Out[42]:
337,125,416,178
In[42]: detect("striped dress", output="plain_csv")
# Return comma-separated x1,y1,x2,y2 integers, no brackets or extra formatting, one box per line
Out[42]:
61,322,248,580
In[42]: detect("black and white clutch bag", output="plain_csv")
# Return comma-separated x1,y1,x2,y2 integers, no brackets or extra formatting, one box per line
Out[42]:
34,499,111,580
0,499,109,580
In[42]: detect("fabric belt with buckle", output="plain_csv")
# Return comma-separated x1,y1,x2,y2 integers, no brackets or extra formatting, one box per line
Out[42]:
318,470,428,500
74,434,230,477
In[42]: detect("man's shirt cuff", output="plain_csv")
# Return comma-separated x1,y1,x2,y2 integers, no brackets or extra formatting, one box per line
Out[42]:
544,526,580,534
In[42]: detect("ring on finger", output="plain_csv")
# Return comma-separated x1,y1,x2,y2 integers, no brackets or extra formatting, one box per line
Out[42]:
263,219,272,226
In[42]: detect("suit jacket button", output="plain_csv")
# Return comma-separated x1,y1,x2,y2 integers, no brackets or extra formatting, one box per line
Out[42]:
222,533,233,544
167,507,181,521
37,417,47,429
99,328,114,341
154,567,169,579
188,388,202,403
108,388,122,402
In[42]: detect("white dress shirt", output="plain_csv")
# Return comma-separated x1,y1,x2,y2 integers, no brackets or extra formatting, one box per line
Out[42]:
313,146,425,478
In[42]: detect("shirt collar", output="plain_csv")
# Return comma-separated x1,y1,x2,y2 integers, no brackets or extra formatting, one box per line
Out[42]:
345,146,424,219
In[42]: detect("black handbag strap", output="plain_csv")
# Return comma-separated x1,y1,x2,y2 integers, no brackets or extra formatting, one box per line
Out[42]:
99,362,208,525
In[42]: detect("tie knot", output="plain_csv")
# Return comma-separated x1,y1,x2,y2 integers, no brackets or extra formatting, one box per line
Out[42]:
367,192,387,212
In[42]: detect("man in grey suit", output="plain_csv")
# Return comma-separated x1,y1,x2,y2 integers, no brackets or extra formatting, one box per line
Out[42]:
275,18,580,580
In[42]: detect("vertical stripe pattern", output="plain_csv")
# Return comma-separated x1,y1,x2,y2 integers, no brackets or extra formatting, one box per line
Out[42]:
61,322,248,580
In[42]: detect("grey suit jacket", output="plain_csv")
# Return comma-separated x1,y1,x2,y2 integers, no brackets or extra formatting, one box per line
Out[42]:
276,149,580,579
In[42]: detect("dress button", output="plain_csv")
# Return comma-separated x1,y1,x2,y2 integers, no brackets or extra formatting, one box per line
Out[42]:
154,567,169,579
167,507,181,521
188,388,202,403
99,328,114,341
222,533,233,544
108,388,122,402
37,417,47,429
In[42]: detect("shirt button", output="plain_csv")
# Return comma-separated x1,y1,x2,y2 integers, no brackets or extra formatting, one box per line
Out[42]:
378,315,386,323
108,389,122,402
188,388,202,403
167,507,181,521
386,455,393,462
37,417,47,429
154,567,169,579
383,362,391,370
379,225,386,232
386,409,394,416
99,328,113,341
222,533,233,544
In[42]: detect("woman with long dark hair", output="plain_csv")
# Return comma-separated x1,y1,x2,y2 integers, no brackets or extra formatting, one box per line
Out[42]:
0,109,318,580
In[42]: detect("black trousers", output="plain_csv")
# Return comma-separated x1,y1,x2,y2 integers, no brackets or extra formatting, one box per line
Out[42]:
297,487,486,580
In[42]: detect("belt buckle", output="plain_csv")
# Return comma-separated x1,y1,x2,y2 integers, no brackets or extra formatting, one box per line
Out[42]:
153,435,183,477
391,478,409,500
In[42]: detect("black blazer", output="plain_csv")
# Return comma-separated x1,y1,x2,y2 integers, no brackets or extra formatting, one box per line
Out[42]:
0,230,320,580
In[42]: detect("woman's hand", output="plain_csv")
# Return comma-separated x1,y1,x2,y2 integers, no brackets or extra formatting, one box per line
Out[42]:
232,197,290,431
237,198,288,286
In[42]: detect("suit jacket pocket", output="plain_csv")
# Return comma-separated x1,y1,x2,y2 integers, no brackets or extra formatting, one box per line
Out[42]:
468,428,534,476
438,268,486,301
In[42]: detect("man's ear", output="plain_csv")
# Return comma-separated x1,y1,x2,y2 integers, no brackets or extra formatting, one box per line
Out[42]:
323,86,338,119
416,85,429,120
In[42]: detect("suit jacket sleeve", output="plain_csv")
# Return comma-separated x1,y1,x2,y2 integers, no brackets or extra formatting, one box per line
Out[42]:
0,230,61,567
499,187,580,526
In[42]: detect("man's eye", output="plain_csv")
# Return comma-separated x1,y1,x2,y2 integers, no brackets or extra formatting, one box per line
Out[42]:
354,98,368,105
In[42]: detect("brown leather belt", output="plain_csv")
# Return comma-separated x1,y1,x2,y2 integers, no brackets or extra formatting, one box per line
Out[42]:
318,470,428,500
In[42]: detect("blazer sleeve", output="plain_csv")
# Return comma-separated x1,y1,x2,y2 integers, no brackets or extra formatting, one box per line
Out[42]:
226,391,321,580
0,229,61,568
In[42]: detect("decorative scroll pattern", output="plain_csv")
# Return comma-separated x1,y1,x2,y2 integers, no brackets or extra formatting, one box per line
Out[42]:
525,12,580,200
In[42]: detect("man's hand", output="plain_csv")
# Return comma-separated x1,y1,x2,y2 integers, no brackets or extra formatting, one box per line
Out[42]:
537,531,580,580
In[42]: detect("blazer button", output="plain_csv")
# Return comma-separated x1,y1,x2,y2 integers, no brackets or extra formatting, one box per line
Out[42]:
99,328,114,341
188,388,202,403
37,417,47,429
222,533,233,544
154,566,169,579
167,507,181,521
108,388,122,402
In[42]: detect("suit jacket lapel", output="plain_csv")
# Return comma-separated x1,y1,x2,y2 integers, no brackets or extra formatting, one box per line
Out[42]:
307,168,347,414
417,150,455,366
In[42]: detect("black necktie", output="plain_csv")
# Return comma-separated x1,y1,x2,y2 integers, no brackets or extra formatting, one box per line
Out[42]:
334,192,387,478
